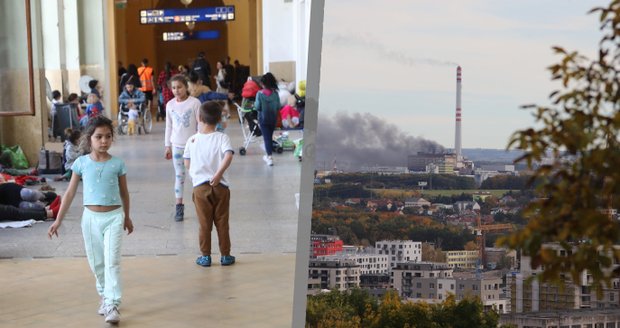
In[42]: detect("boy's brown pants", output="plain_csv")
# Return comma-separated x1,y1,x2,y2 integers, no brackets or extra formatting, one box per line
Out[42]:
192,182,231,256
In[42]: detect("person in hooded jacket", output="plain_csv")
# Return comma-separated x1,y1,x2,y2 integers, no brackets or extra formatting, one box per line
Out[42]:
254,72,281,166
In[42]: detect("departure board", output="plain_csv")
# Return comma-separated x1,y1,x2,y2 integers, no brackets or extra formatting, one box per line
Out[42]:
162,30,221,41
140,6,235,24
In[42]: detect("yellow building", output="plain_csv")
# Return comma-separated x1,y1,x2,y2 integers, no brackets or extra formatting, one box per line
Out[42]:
445,250,478,269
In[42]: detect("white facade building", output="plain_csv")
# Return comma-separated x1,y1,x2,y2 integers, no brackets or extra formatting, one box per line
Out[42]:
376,240,422,269
318,252,389,275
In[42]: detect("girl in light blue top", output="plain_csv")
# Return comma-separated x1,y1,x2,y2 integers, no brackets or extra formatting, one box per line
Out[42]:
48,116,134,325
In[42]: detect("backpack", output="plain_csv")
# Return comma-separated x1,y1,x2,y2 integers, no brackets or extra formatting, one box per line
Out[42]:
241,80,260,99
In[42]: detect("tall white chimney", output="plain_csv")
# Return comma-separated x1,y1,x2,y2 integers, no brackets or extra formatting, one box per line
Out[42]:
455,66,462,162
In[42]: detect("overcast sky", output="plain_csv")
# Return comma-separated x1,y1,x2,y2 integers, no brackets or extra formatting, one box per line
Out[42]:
316,0,608,150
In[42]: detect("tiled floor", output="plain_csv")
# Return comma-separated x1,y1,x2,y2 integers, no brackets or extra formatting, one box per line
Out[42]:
0,110,304,327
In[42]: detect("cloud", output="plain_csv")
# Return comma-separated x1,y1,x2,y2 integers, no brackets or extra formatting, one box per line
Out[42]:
315,111,445,171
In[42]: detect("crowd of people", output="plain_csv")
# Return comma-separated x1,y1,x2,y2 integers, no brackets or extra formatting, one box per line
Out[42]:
6,51,305,324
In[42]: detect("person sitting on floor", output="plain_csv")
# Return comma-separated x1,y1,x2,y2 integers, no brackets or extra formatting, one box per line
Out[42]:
54,128,82,181
126,101,140,136
280,95,300,129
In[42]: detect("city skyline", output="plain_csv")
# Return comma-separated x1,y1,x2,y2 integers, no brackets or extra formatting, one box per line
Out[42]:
317,0,607,150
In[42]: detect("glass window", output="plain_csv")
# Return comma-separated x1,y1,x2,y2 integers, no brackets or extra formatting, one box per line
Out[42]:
0,0,34,116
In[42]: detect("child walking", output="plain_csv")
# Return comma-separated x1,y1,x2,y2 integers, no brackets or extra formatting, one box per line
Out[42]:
164,74,201,221
254,72,281,166
47,116,134,324
183,101,235,267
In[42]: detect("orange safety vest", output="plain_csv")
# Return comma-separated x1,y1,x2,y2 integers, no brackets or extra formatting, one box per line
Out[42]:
138,66,154,91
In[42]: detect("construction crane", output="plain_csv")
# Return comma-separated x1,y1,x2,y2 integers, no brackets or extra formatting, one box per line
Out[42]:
475,213,513,270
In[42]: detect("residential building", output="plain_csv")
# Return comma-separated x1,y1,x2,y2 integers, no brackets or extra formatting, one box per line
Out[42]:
307,258,360,295
340,245,363,255
391,262,454,302
360,273,391,298
310,234,344,258
391,262,509,313
318,252,389,275
485,247,517,270
376,240,422,269
510,243,620,313
453,201,480,213
500,308,620,328
445,250,478,269
404,197,431,209
454,271,509,313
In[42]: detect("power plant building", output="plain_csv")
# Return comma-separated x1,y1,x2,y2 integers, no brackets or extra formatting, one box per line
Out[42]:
408,152,457,174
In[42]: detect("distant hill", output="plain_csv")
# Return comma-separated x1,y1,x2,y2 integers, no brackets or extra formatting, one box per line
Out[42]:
462,148,525,163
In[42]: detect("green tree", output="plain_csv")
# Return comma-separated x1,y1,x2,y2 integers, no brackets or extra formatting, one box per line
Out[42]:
306,291,361,328
307,290,499,328
500,2,620,293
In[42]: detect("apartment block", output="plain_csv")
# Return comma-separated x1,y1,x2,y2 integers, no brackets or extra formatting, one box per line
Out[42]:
445,250,478,269
307,258,360,295
391,262,454,302
310,234,344,258
391,262,509,313
376,240,422,269
500,308,620,328
454,271,509,313
511,243,620,313
318,252,389,275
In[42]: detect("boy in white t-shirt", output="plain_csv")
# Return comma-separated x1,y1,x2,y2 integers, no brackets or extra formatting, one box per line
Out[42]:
183,101,235,267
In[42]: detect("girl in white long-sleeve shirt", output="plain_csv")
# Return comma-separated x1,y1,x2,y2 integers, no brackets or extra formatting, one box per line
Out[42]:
164,74,201,221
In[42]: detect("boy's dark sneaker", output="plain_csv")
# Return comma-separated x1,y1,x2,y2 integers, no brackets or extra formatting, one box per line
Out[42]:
221,255,236,266
196,255,212,267
175,204,184,221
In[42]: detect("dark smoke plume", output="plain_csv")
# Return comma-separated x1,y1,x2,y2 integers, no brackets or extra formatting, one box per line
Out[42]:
324,33,458,67
315,112,445,171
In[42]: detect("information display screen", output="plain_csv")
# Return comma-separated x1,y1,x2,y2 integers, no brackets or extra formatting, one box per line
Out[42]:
162,30,221,41
140,6,235,24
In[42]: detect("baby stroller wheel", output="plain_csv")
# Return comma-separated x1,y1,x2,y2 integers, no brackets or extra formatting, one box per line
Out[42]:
276,147,284,154
117,113,124,135
143,109,153,134
239,147,246,156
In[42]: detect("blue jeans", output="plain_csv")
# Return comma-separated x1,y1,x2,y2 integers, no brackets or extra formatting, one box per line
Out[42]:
19,188,45,209
81,207,125,306
259,123,275,156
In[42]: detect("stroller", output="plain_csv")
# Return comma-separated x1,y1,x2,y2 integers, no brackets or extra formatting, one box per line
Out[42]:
117,101,152,135
236,78,283,155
